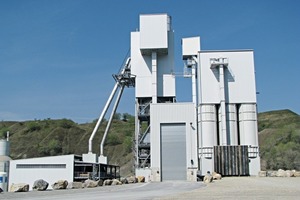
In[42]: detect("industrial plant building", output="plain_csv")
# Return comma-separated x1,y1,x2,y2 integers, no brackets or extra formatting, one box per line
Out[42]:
4,13,260,190
133,14,260,181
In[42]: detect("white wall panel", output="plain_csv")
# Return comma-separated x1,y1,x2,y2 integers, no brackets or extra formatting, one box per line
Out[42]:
131,24,175,98
9,155,74,191
199,50,257,104
140,14,169,50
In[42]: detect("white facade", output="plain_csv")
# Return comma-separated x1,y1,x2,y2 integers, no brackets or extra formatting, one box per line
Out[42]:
140,14,170,53
197,50,260,176
198,50,257,104
131,14,176,98
150,103,197,181
9,155,74,191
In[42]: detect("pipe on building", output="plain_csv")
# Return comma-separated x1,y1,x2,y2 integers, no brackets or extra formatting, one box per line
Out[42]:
100,85,125,156
191,63,197,105
219,65,227,145
88,83,119,153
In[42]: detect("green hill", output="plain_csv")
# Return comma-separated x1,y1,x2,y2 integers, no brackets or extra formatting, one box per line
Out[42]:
258,109,300,170
1,109,299,175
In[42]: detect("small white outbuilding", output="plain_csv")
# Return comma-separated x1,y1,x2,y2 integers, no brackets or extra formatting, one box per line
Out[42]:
9,154,120,191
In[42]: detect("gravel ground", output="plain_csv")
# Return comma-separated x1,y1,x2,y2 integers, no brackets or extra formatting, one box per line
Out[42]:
155,177,300,200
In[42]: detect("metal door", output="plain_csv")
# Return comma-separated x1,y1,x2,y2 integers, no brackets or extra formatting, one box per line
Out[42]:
161,123,186,181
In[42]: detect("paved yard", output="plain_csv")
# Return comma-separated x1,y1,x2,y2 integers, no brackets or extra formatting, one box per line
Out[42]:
1,177,300,200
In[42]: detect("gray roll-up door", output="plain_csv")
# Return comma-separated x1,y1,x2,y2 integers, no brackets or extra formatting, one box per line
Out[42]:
161,123,186,181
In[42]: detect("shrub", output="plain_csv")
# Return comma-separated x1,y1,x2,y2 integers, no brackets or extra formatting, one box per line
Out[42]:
27,122,42,132
123,136,133,153
59,119,74,129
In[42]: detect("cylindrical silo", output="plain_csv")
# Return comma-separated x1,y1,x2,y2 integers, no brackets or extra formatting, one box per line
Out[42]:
226,104,238,145
0,140,10,156
238,103,258,146
200,104,217,148
0,139,10,192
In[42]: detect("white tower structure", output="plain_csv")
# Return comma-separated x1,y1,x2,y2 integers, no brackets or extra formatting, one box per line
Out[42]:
132,14,198,181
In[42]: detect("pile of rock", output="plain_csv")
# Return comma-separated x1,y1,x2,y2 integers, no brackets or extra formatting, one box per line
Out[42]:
9,176,146,192
259,169,300,177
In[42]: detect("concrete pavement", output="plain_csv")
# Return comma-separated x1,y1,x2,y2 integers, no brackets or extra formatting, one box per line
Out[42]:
1,177,300,200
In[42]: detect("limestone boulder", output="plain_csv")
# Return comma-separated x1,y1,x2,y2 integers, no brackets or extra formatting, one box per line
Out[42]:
258,171,267,177
212,172,222,180
67,182,83,189
83,179,98,188
98,179,104,186
203,172,213,184
103,179,113,186
111,179,122,185
137,176,145,183
276,169,286,177
285,170,293,177
127,176,137,184
32,179,49,191
293,171,300,177
120,177,128,184
267,171,277,177
51,180,68,190
10,183,29,192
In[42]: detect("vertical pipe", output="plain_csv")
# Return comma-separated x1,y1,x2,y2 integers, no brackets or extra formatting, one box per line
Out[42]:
100,85,125,156
192,65,197,105
88,83,119,153
219,65,227,145
135,99,140,167
197,53,203,175
152,51,157,104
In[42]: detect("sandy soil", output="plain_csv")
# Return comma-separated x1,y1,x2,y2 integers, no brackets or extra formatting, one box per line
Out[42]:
156,177,300,200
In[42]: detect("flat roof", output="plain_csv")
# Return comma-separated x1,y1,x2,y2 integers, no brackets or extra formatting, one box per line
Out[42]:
199,49,253,53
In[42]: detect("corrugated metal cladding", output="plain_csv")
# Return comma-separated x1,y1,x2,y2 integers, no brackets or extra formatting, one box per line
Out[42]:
161,123,186,181
214,146,249,176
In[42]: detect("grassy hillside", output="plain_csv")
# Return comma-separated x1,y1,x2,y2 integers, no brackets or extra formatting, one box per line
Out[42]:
258,109,300,170
0,114,135,177
1,109,299,175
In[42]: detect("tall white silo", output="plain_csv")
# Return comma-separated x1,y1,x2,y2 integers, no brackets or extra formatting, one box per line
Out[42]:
238,103,258,146
226,104,238,145
200,104,217,148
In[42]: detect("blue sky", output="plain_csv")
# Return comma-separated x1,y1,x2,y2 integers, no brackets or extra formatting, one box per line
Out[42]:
1,0,299,123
